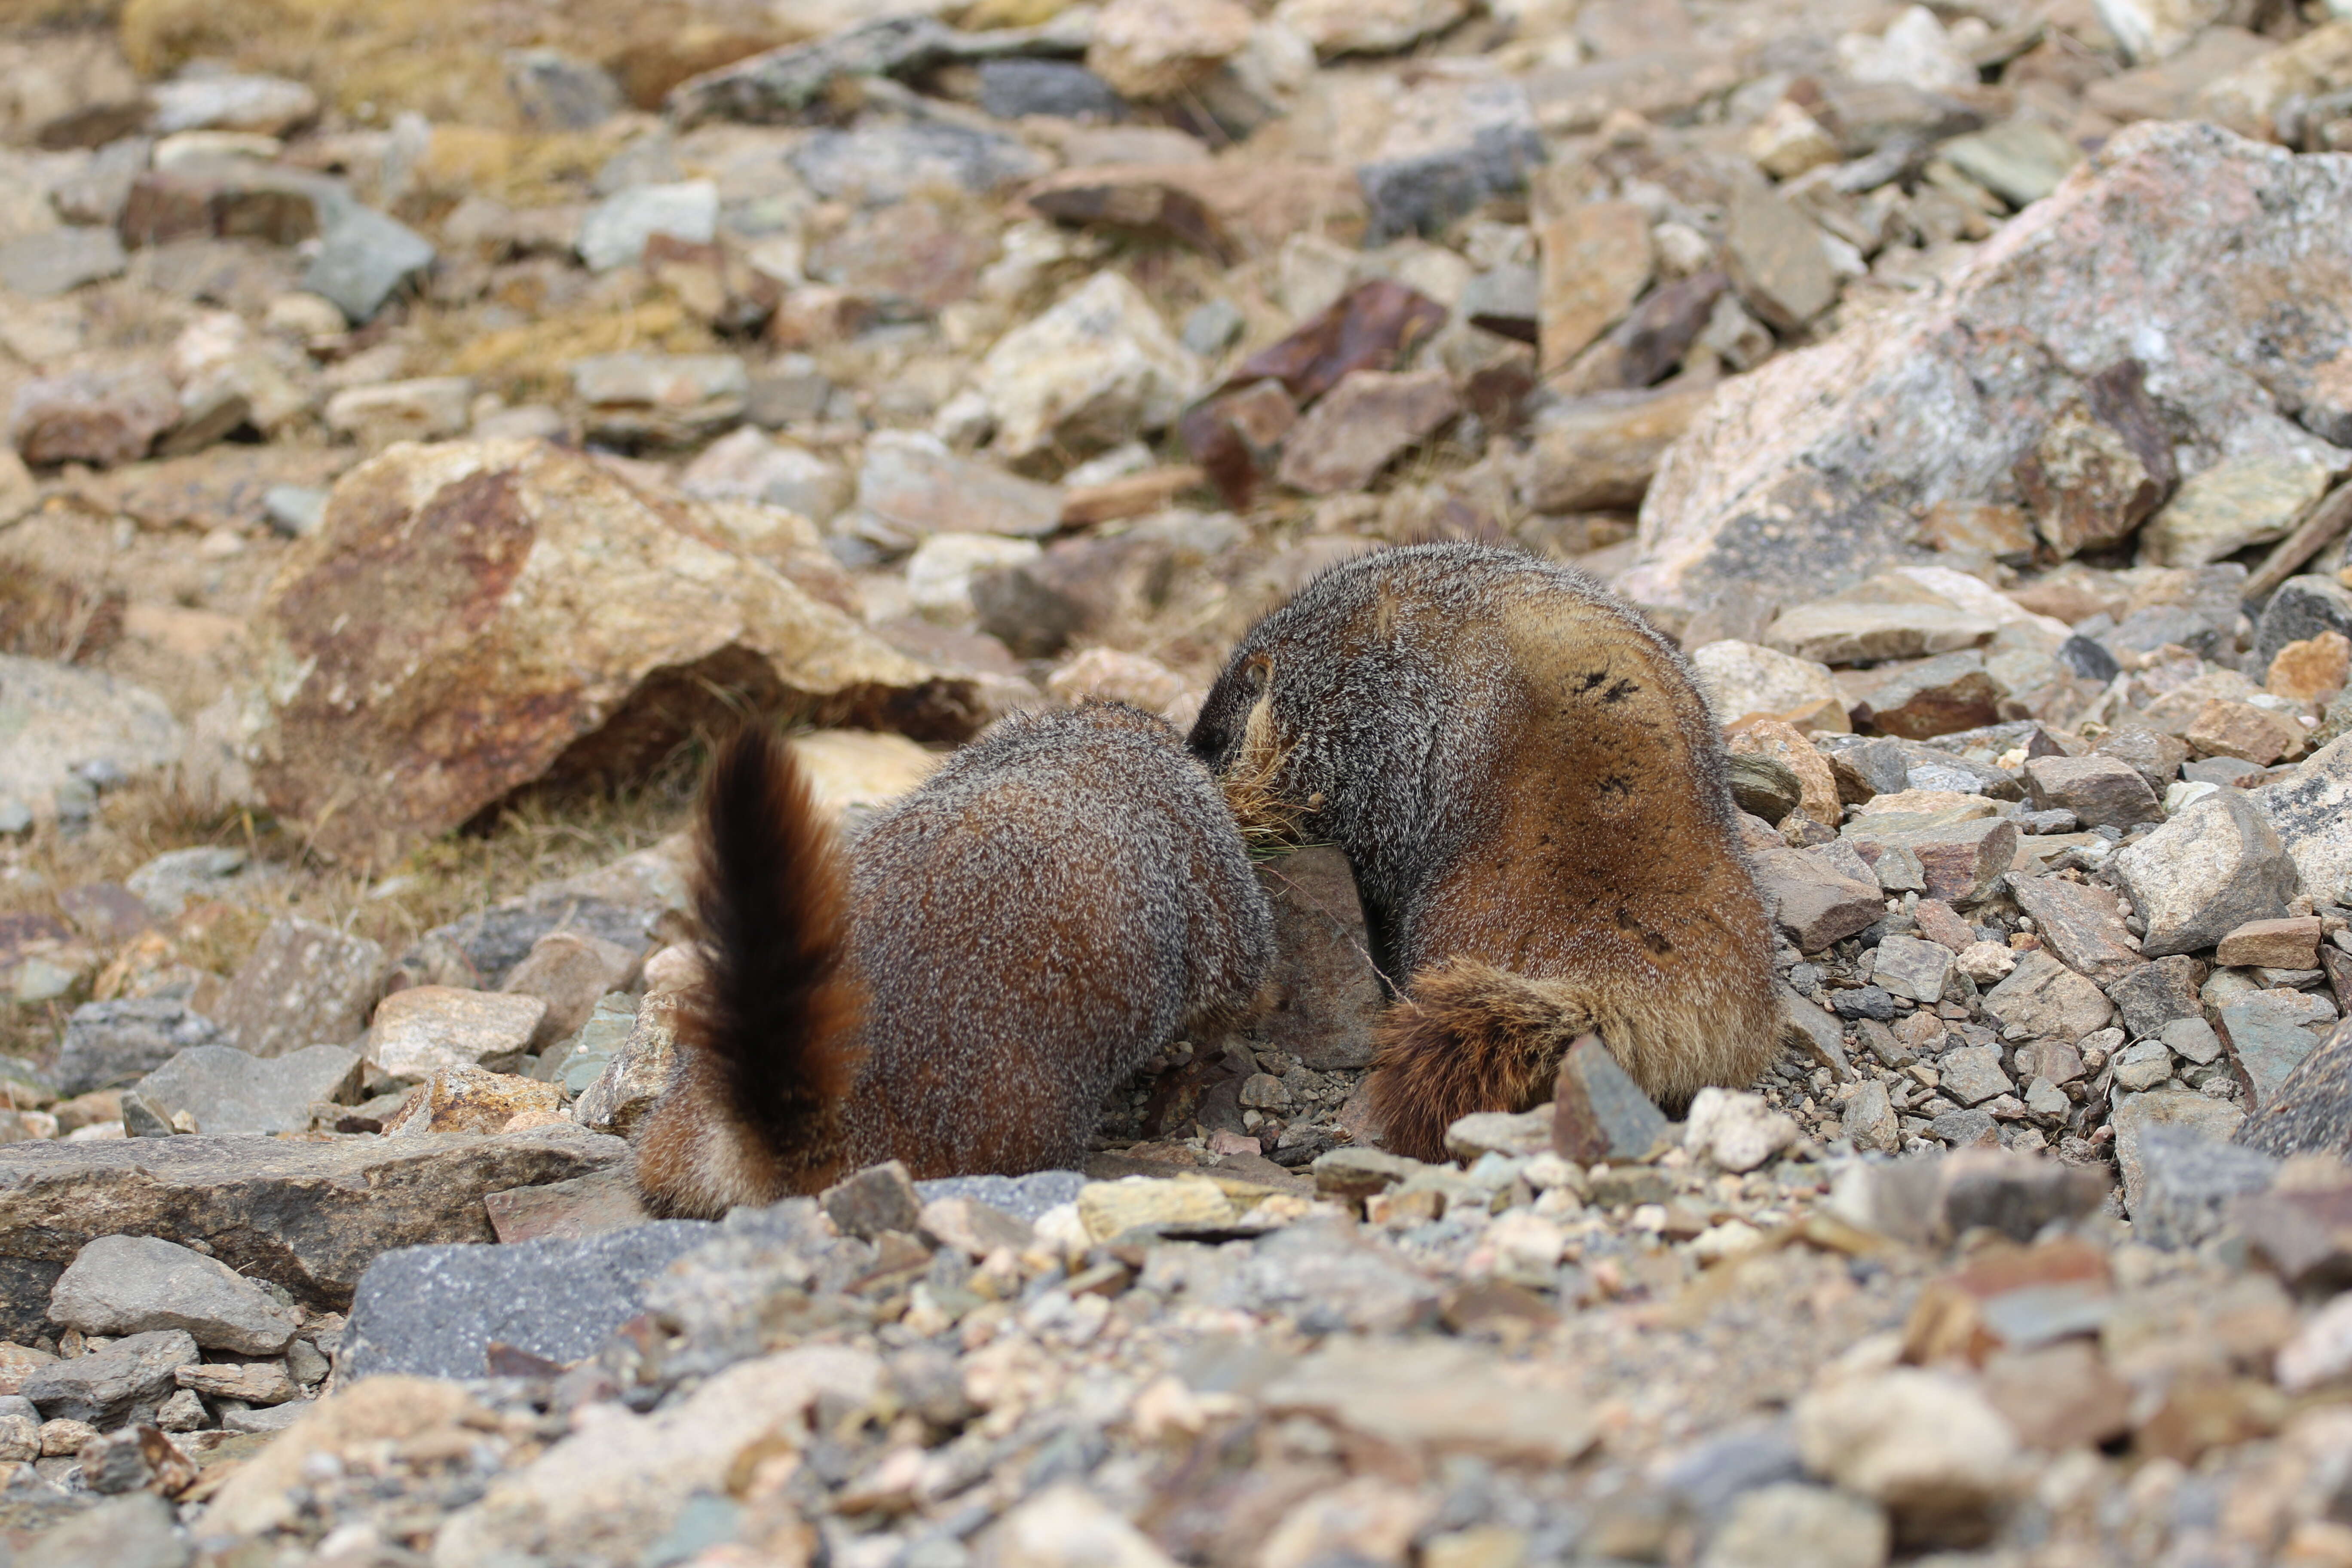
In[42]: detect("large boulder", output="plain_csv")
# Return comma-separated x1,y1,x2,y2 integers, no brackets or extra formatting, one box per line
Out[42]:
220,440,977,867
1622,123,2352,626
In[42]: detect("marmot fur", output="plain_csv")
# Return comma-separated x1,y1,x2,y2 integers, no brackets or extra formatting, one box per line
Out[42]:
1188,542,1779,1161
634,703,1275,1219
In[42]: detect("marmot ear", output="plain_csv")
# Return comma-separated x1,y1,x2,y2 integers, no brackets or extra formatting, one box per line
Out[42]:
1244,654,1273,693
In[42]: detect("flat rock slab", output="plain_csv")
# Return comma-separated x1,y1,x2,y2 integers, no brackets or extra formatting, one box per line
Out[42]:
135,1043,361,1137
340,1221,716,1380
0,1125,625,1309
49,1233,302,1355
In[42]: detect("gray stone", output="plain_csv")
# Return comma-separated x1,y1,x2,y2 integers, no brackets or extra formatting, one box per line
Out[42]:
19,1329,196,1427
1937,1044,2014,1107
1181,298,1246,357
979,58,1124,120
1358,76,1543,244
572,999,676,1137
2023,754,2161,829
2134,1123,2278,1248
262,484,328,537
209,916,386,1057
573,352,749,446
366,985,547,1079
0,1124,624,1308
1871,934,1952,1004
2220,988,2340,1110
2111,1037,2176,1092
1842,1079,1900,1153
1726,751,1803,824
134,1043,361,1136
20,1492,189,1568
0,659,181,833
148,72,316,134
406,890,665,991
54,999,225,1098
2111,787,2296,958
340,1220,714,1380
302,206,435,325
2162,1014,2224,1064
821,1161,922,1240
1978,950,2114,1042
2009,875,2140,984
576,181,717,273
544,992,636,1091
1938,118,2081,207
2261,733,2352,910
2106,954,2205,1036
667,17,964,126
1700,1482,1890,1568
2254,573,2352,676
48,1234,300,1355
1932,1107,2000,1147
1766,599,1996,666
913,1170,1086,1223
1752,847,1884,952
789,122,1044,206
1724,181,1836,334
0,226,126,297
1552,1034,1671,1163
2236,1016,2352,1158
2112,1089,2245,1213
505,48,622,130
1831,985,1898,1023
1658,1422,1808,1529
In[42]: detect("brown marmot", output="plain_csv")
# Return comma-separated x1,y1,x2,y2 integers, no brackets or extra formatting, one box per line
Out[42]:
1188,542,1779,1161
634,703,1274,1219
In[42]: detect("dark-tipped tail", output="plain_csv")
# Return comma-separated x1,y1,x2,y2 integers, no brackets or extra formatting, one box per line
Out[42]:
633,728,864,1218
1366,959,1592,1162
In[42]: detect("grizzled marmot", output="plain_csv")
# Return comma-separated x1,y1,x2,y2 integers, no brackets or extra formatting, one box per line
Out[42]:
635,703,1274,1219
1189,542,1778,1161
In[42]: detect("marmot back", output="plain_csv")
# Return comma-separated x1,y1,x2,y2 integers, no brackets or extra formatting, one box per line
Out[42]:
635,703,1274,1219
1190,542,1779,1159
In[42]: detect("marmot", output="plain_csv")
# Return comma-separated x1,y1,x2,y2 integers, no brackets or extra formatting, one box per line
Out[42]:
634,703,1275,1219
1188,542,1779,1161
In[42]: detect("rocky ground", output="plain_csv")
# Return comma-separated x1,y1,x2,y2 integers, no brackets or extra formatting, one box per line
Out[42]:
6,0,2352,1562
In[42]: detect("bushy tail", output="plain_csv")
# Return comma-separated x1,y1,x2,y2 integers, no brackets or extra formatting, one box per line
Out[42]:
1366,956,1779,1162
1367,960,1592,1162
633,728,865,1219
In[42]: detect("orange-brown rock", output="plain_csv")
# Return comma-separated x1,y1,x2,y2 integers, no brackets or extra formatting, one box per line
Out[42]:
1724,716,1840,827
229,440,975,867
2268,630,2352,704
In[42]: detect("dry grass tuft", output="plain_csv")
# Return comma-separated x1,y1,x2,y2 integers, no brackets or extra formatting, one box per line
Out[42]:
0,557,126,664
1217,738,1310,855
0,746,704,1069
